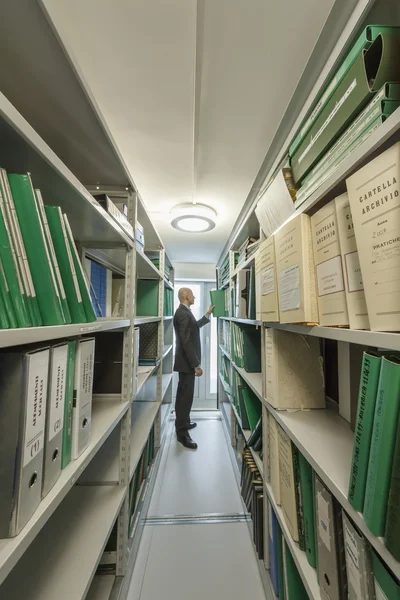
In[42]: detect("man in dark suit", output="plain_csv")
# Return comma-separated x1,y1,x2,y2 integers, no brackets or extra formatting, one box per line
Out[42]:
173,287,213,449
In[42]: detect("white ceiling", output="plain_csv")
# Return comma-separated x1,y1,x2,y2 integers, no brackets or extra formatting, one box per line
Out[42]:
42,0,335,264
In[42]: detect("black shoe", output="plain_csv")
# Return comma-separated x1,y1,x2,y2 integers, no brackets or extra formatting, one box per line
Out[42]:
188,422,197,430
177,434,198,450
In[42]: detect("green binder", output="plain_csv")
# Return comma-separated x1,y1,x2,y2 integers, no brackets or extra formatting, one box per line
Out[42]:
62,340,76,469
291,32,400,183
298,452,317,569
348,352,382,511
0,263,11,329
63,214,96,323
293,446,306,552
45,207,87,324
137,279,159,317
289,25,400,158
209,290,226,317
242,388,262,431
35,190,71,324
248,417,262,447
237,384,250,430
371,550,400,599
242,327,261,372
0,169,41,326
0,187,29,327
8,174,65,325
385,411,400,561
363,356,400,536
284,542,309,599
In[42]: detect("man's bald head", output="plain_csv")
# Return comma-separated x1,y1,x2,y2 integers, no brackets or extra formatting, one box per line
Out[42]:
178,287,195,305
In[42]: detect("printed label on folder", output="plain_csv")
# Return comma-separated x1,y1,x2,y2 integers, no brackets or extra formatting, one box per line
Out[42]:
48,346,66,442
261,266,275,295
317,492,331,551
343,520,362,599
345,251,364,292
24,352,49,467
279,264,300,312
316,255,345,296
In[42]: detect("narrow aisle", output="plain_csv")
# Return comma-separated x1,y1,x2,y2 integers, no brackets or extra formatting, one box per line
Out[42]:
126,414,267,600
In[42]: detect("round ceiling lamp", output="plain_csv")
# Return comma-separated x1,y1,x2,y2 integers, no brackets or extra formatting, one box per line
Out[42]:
170,203,217,233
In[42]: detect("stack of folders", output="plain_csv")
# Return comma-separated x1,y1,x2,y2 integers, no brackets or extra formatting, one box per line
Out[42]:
218,254,230,288
150,257,170,281
348,350,400,563
231,323,261,373
231,369,262,433
269,407,397,599
85,258,113,318
237,236,259,267
0,169,97,328
0,337,94,538
128,426,155,536
290,25,400,199
164,288,173,316
233,266,257,320
241,448,264,560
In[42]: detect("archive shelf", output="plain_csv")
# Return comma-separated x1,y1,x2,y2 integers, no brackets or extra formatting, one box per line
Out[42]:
219,344,231,360
136,249,162,279
219,373,232,397
129,401,162,483
0,399,130,586
0,318,130,350
264,480,322,600
231,363,263,402
249,448,263,476
86,574,116,600
134,316,162,325
263,398,400,579
137,364,160,397
162,344,173,359
230,400,251,443
0,486,127,600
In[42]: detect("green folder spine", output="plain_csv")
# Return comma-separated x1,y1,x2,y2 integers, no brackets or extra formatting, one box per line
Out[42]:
293,445,306,552
237,384,250,430
284,542,309,600
384,412,400,561
0,187,29,327
63,214,97,323
209,290,226,317
242,388,262,432
298,452,317,568
348,352,381,511
371,550,400,599
291,32,400,183
242,327,261,372
248,417,262,447
35,190,71,324
0,263,11,329
62,340,76,469
289,26,400,157
363,356,400,536
0,169,40,326
8,174,65,325
45,207,87,324
137,279,159,317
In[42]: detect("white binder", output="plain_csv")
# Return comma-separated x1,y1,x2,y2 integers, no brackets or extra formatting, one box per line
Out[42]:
0,347,49,537
42,342,68,498
72,338,95,459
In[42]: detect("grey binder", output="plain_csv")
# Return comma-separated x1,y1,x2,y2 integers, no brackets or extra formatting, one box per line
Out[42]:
0,347,50,537
315,475,348,600
72,338,95,459
42,342,68,498
342,512,374,600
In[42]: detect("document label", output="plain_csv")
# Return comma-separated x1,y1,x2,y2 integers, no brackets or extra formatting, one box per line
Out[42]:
279,264,300,312
24,351,49,467
262,266,275,295
345,251,364,292
48,346,67,442
343,519,362,599
317,491,331,551
316,255,345,296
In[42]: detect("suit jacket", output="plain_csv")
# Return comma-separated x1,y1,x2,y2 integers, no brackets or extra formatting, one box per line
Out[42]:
173,303,209,373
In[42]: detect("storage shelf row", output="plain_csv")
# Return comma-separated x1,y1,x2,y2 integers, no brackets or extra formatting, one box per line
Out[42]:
0,398,130,585
129,401,161,483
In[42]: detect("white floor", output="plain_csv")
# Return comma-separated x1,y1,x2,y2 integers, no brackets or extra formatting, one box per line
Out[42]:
126,414,266,600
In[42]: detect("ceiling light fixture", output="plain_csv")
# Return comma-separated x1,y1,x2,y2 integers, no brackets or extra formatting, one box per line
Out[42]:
170,203,217,233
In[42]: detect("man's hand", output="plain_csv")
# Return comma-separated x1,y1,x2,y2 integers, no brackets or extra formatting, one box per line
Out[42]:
206,305,215,318
194,367,203,377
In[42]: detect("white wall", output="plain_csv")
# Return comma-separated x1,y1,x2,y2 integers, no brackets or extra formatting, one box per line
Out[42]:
173,262,216,281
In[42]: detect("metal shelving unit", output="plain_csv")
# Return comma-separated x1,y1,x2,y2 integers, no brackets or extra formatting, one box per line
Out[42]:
0,5,174,597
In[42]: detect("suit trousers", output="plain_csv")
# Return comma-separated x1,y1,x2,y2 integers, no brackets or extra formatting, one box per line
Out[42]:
175,371,195,434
